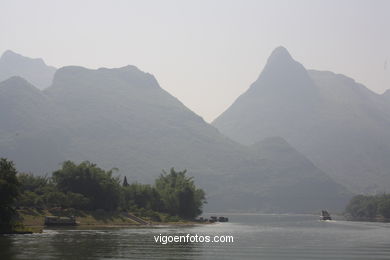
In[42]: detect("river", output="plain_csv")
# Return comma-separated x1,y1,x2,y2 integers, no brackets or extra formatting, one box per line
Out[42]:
1,214,390,259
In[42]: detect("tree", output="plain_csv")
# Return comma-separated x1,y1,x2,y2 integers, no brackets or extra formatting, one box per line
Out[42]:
345,194,390,219
377,194,390,219
155,168,206,219
0,158,20,232
52,161,121,211
346,195,378,219
18,173,49,194
121,183,163,211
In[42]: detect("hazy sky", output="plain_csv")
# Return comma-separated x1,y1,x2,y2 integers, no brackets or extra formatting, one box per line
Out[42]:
1,0,389,121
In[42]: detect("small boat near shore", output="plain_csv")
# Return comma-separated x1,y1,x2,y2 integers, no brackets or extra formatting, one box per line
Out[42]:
44,216,78,226
196,216,229,223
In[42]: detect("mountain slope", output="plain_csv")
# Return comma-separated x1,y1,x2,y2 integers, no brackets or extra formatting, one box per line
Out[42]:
213,47,390,193
0,50,56,89
0,63,350,212
0,77,69,172
247,137,349,212
383,89,390,101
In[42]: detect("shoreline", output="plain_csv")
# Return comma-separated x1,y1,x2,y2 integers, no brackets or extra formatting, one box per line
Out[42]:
16,208,210,233
2,221,212,235
17,221,208,234
345,217,390,223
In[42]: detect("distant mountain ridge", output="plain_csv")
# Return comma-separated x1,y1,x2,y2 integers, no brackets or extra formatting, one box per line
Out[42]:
0,52,350,212
213,47,390,194
0,50,56,89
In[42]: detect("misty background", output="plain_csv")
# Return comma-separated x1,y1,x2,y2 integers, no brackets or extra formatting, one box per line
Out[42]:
1,0,389,122
1,0,390,213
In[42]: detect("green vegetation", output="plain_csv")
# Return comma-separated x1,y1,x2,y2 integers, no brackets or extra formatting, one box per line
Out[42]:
345,194,390,220
52,161,121,211
121,168,206,220
156,168,206,219
0,158,21,233
1,159,206,232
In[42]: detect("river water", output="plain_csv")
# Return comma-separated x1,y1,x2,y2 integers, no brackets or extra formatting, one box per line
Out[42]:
1,214,390,260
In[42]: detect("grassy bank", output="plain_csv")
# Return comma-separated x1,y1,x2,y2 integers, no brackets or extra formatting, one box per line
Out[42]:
17,208,199,233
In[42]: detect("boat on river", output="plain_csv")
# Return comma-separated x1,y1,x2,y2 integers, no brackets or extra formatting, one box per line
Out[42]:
320,210,332,221
44,216,77,226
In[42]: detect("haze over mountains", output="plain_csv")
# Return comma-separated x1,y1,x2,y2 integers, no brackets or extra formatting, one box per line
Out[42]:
0,50,56,90
0,49,350,213
213,47,390,194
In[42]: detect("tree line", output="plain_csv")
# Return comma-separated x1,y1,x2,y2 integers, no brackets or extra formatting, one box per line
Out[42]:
345,194,390,220
0,158,206,232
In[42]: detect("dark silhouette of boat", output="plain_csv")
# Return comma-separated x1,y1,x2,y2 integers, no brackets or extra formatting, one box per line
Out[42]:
208,216,229,223
218,216,229,222
44,216,77,226
210,216,217,222
320,210,332,221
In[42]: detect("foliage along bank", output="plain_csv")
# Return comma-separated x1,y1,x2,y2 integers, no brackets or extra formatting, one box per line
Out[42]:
345,194,390,221
0,158,206,233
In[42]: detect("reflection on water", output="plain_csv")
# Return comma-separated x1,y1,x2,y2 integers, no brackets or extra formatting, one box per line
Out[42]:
1,214,390,260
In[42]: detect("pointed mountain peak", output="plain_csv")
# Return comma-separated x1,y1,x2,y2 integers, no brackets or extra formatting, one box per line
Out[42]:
248,46,313,93
262,46,297,71
268,46,292,61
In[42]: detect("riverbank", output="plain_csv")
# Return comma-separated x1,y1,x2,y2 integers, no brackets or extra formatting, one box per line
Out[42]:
17,208,202,233
345,216,390,223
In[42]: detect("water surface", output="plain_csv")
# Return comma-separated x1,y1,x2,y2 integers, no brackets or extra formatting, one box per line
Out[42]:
1,214,390,259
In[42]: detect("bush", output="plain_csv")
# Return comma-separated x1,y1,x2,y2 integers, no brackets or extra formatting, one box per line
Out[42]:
346,194,390,219
66,192,90,209
155,168,206,219
52,161,121,211
378,198,390,218
0,158,21,233
164,215,181,222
